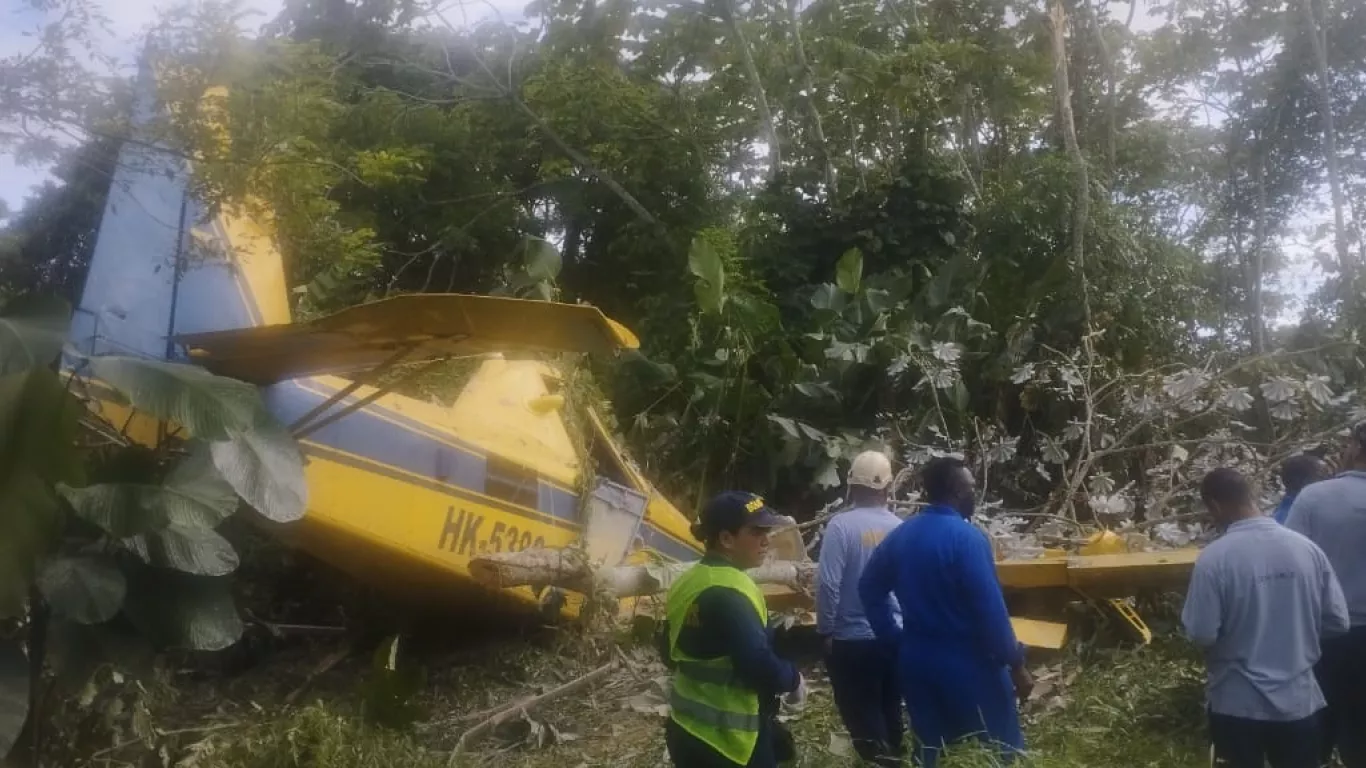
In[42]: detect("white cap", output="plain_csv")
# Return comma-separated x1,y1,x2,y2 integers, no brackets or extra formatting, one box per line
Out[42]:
848,450,893,490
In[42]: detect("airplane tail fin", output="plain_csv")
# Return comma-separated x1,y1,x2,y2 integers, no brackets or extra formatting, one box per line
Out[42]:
69,60,290,361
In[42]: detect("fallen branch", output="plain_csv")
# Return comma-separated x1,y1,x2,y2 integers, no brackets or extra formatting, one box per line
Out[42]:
284,646,352,706
469,548,816,598
447,660,619,763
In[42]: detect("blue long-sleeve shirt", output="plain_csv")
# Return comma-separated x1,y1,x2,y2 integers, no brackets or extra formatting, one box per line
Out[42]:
1271,492,1299,525
858,505,1024,668
816,505,903,640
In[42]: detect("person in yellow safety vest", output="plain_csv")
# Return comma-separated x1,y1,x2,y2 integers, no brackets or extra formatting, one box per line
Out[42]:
657,491,804,768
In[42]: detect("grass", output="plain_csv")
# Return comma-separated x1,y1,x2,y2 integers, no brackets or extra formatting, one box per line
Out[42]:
157,636,1211,768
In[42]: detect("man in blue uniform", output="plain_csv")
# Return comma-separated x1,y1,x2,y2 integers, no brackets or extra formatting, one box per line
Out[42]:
858,456,1031,767
656,491,804,767
1271,454,1325,525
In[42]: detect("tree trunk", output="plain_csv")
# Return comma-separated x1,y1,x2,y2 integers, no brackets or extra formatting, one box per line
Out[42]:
1048,0,1092,330
468,548,816,598
723,0,782,181
1297,0,1352,289
786,0,835,192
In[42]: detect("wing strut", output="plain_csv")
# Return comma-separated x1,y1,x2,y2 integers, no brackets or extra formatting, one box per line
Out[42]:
287,344,419,435
293,356,455,441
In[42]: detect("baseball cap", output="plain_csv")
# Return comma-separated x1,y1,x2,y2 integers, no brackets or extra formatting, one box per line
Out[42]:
697,491,787,536
848,450,893,490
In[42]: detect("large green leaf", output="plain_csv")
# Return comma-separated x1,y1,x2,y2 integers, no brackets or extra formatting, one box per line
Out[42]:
836,248,863,294
121,567,243,651
209,414,307,523
0,469,62,619
0,637,28,758
523,236,562,282
37,555,126,625
0,295,71,376
60,447,241,538
160,448,240,527
59,483,160,538
124,523,240,576
84,356,264,441
0,369,84,486
0,369,74,617
687,237,726,314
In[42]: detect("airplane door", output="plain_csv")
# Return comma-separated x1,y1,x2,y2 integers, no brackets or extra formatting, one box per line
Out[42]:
582,479,648,567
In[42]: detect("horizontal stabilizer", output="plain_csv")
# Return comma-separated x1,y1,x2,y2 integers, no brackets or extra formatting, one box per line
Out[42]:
175,294,640,384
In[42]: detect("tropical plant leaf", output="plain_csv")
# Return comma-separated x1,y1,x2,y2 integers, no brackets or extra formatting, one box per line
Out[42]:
159,448,240,527
84,356,263,441
59,483,161,538
37,555,127,625
209,414,307,523
0,369,84,487
836,248,863,294
124,523,240,576
524,237,562,282
0,469,62,619
0,367,79,617
0,295,71,376
687,237,725,314
121,567,243,651
60,448,240,538
0,637,28,758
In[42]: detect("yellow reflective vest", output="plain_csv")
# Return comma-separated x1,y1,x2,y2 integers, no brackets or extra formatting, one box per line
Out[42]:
666,562,768,765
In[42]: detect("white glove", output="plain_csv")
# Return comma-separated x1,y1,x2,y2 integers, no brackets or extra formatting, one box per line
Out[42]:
781,674,808,712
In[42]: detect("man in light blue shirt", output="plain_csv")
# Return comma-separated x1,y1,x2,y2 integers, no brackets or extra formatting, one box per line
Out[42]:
1183,468,1349,768
1286,422,1366,767
817,450,904,767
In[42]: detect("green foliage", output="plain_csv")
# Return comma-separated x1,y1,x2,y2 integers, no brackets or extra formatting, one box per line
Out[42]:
36,556,126,625
0,293,308,758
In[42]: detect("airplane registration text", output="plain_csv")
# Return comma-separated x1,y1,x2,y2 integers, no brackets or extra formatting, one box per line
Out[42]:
438,506,547,556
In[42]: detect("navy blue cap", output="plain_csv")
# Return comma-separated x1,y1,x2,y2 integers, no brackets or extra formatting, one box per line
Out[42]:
698,491,786,535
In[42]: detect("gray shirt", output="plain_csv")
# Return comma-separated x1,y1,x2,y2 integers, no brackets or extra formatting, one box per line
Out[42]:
1286,471,1366,626
817,505,903,641
1181,516,1349,721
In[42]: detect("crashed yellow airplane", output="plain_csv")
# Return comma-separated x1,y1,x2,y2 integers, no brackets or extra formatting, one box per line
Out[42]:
67,65,1196,648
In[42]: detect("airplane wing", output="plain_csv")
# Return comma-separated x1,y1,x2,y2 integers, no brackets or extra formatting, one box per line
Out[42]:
175,294,640,384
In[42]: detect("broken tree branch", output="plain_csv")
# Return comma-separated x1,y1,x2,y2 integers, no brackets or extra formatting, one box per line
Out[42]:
447,660,619,763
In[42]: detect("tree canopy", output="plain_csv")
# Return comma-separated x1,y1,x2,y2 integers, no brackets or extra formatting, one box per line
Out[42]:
3,0,1364,518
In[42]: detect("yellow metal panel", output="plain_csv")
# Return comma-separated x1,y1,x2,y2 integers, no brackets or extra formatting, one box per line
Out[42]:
217,201,293,327
1065,549,1199,596
1011,617,1069,650
177,294,641,384
997,558,1071,589
287,444,581,611
446,359,581,487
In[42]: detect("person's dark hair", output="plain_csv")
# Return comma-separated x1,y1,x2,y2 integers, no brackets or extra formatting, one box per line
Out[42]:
922,456,968,504
691,522,721,548
1200,467,1252,508
1280,454,1323,493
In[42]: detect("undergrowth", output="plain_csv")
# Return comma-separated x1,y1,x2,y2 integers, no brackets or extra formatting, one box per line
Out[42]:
172,638,1210,768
